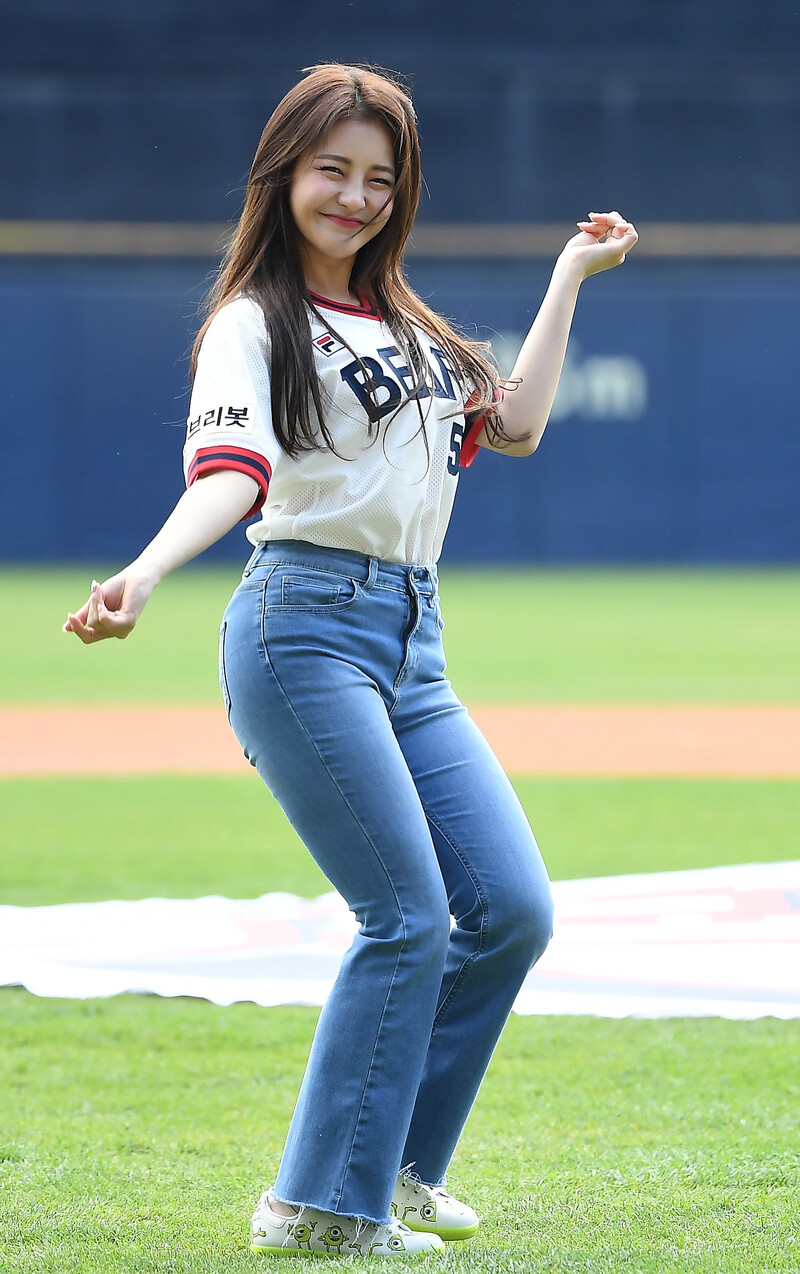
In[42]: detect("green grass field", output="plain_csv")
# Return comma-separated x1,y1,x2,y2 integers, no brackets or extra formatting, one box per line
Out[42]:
1,568,799,1271
3,566,800,703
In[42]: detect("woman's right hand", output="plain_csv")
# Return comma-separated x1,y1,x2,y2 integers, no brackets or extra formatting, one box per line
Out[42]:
61,471,261,645
62,568,157,643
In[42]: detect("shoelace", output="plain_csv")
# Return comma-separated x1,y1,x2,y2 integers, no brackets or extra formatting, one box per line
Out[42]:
406,1180,454,1203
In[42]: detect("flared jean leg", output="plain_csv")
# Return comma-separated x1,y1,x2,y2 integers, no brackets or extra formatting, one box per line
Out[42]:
391,696,554,1186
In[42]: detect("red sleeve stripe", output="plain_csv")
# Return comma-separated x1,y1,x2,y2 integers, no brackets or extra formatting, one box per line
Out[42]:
458,388,505,469
458,414,485,469
187,446,272,519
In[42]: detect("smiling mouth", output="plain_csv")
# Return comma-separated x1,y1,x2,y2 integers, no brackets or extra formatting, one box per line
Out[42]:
324,214,365,229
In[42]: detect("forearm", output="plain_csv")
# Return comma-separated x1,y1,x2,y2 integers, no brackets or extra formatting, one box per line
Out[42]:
498,256,584,451
132,470,259,585
63,468,259,642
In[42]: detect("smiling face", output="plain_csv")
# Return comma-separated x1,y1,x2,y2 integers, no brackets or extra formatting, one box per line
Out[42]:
289,116,396,283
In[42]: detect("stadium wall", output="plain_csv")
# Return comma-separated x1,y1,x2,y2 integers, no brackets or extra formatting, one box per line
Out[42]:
4,254,798,565
4,1,798,564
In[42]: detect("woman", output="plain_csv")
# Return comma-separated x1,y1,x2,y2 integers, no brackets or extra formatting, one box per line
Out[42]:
65,63,637,1259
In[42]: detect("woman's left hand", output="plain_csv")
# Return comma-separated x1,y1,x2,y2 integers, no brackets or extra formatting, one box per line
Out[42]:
559,211,639,279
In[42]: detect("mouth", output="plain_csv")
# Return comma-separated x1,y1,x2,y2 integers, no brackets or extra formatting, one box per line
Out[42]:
324,214,365,230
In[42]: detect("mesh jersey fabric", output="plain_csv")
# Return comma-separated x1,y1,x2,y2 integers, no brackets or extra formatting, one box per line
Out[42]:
183,293,485,566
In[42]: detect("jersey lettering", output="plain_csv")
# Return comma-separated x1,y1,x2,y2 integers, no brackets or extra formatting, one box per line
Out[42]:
376,345,430,398
340,345,460,423
447,419,467,475
340,357,402,423
429,348,459,401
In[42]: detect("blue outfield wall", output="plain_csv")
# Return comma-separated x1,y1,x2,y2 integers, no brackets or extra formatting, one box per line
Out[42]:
3,256,799,565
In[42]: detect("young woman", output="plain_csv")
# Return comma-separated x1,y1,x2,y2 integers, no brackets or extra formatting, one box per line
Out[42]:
64,63,637,1259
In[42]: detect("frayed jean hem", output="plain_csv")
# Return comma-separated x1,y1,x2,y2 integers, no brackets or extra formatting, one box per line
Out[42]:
268,1188,391,1228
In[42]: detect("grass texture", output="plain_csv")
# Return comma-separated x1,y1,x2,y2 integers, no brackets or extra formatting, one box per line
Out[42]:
0,774,798,907
1,995,798,1272
2,772,799,1269
2,566,799,704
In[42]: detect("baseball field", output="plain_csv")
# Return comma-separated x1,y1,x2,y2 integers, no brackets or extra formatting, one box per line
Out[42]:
1,565,799,1271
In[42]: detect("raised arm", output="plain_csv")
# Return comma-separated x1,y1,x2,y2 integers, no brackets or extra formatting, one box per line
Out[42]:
479,211,639,457
63,469,258,644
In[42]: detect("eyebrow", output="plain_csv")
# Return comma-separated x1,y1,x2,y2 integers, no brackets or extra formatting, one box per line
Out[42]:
315,152,395,174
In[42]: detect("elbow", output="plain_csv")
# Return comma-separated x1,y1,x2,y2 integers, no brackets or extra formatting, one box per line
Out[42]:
516,433,540,458
524,418,550,455
501,415,542,457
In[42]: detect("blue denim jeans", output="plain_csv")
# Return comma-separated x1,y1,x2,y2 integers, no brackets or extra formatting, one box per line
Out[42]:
219,539,553,1224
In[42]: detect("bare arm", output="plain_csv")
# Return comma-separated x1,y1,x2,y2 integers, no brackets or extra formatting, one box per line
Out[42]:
63,469,259,643
477,211,639,457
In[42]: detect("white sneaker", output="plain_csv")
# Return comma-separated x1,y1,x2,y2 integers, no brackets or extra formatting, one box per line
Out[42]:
390,1172,480,1241
250,1191,445,1257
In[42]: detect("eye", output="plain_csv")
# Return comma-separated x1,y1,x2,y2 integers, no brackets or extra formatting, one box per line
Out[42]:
320,165,344,176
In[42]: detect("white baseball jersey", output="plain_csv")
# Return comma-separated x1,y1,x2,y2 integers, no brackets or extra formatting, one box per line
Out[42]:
183,292,485,565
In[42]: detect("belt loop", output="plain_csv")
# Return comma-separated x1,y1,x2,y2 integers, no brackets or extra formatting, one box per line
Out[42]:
241,544,261,579
363,556,378,593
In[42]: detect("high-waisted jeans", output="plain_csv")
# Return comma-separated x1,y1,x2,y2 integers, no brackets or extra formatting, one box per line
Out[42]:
219,539,554,1224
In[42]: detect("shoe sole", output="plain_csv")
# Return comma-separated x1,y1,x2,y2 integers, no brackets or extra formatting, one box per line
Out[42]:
402,1222,480,1242
251,1241,445,1258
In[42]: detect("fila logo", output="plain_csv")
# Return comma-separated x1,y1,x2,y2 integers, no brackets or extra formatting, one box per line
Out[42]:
314,332,345,358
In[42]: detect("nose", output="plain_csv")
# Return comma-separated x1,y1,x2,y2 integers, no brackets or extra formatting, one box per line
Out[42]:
338,180,367,212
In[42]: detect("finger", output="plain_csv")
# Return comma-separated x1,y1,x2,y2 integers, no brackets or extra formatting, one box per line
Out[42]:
69,600,91,625
67,612,105,644
589,211,624,224
590,214,630,240
87,582,103,628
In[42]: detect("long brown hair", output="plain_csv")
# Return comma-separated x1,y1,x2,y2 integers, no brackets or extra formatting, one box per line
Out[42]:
193,62,522,458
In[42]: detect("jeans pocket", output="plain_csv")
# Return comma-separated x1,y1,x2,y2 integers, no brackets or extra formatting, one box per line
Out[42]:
267,566,361,613
218,620,233,722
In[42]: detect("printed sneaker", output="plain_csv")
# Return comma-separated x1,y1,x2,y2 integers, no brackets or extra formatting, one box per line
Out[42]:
250,1191,445,1257
390,1173,480,1241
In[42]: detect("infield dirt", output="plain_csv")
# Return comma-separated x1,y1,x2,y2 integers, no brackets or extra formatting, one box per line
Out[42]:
2,704,798,777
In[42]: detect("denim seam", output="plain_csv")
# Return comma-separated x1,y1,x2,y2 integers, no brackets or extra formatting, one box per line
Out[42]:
266,561,361,579
336,946,405,1210
218,621,233,724
420,807,489,1030
252,554,433,591
387,587,425,720
257,620,411,1213
263,571,429,598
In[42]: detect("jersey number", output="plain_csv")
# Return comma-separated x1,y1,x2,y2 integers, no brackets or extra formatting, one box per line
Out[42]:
447,420,466,475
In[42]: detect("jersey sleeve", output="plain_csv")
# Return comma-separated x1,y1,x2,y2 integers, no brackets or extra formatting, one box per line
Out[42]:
459,386,505,469
183,297,278,519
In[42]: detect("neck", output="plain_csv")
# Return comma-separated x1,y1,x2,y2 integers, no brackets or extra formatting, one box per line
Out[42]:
300,246,357,305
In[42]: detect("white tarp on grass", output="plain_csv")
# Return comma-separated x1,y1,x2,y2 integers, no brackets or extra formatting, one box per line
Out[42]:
2,861,799,1019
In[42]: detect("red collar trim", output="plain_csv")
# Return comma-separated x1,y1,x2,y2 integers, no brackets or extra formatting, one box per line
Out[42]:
308,288,382,321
